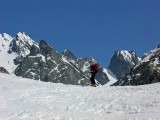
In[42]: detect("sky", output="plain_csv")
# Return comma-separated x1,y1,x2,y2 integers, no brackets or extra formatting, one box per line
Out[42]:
0,0,160,67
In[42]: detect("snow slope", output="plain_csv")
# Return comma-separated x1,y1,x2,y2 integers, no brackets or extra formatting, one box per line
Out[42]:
0,73,160,120
0,33,18,74
103,68,118,86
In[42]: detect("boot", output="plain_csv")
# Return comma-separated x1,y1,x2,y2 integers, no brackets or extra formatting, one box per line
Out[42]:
90,84,96,87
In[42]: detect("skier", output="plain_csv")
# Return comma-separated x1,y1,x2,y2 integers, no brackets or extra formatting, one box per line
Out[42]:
89,60,99,87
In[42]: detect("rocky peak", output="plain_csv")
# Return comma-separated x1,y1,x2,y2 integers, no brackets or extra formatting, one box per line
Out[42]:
15,32,34,46
157,43,160,48
8,32,36,56
62,49,77,64
109,50,139,79
16,32,32,41
39,40,62,64
30,44,40,56
39,40,54,54
1,33,13,41
115,50,138,64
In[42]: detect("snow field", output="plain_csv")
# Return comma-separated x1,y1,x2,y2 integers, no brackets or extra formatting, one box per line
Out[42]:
0,73,160,120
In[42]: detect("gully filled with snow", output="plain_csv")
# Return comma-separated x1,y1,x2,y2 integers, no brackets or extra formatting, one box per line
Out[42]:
0,73,160,120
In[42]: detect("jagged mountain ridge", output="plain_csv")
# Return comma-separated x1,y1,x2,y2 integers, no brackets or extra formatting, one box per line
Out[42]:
14,40,90,85
0,32,117,85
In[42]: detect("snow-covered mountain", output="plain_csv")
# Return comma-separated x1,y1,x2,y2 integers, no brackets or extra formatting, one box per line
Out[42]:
9,32,35,56
0,32,117,85
113,45,160,86
0,32,36,74
0,33,17,74
1,73,160,120
108,50,139,79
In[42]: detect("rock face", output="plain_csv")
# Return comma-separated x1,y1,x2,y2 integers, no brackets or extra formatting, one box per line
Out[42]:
8,32,34,56
0,67,9,74
62,50,77,64
15,40,89,85
108,50,139,79
113,47,160,86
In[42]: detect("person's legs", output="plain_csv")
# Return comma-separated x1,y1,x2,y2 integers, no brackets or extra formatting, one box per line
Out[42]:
90,72,96,85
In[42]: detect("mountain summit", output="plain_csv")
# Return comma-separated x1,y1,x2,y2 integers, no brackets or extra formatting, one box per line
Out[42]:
108,50,139,79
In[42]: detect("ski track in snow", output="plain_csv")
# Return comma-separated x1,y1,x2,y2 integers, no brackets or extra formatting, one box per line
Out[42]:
0,73,160,120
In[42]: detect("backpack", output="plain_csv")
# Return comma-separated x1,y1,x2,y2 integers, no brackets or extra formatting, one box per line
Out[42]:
92,64,99,73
